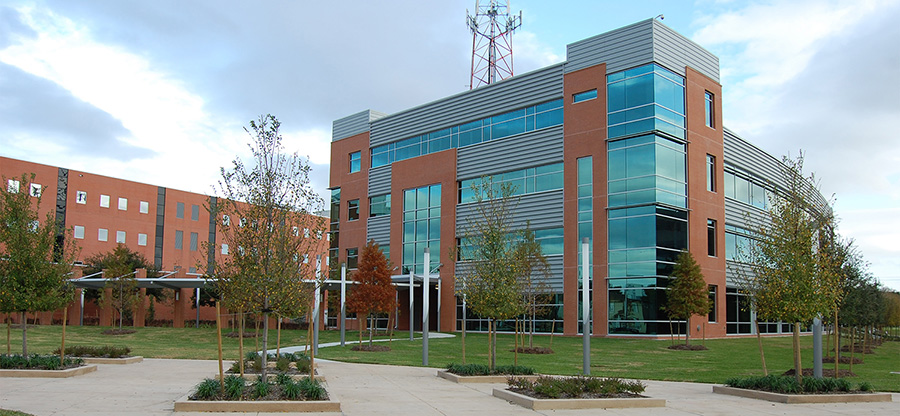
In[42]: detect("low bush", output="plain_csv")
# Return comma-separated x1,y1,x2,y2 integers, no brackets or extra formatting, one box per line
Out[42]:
274,372,292,386
193,378,221,400
446,363,535,376
53,345,131,358
724,375,860,394
281,379,302,399
298,377,327,400
0,354,83,370
252,377,270,398
224,375,245,399
508,376,645,399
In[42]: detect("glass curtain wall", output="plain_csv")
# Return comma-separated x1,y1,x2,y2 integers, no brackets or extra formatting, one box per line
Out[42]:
401,184,441,275
606,63,688,335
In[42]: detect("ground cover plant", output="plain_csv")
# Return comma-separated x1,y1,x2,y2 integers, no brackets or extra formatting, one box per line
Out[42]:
190,374,327,401
0,410,34,416
228,352,311,375
53,345,131,358
724,374,875,394
508,375,645,399
446,362,534,376
0,354,83,370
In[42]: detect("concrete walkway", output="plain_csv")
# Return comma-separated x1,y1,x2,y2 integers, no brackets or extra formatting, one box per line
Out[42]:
1,357,898,415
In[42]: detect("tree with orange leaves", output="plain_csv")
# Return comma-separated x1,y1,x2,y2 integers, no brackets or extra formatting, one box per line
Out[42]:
347,240,397,347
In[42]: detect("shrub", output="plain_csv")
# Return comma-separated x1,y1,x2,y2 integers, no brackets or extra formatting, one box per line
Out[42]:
508,376,645,399
859,381,874,392
252,377,270,398
298,377,327,400
494,365,535,375
446,363,535,376
193,378,221,400
54,345,131,358
294,354,311,373
725,375,857,394
275,355,291,372
282,379,301,399
274,372,292,386
0,354,83,370
223,375,245,399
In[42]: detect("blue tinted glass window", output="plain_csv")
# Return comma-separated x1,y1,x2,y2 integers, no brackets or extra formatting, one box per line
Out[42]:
349,151,361,173
573,89,598,103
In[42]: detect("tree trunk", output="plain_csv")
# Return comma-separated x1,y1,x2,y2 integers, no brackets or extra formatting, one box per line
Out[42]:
489,320,496,371
834,311,839,377
216,301,224,392
461,314,466,364
685,316,691,346
669,320,674,346
549,319,555,349
529,310,535,348
514,319,519,366
21,311,27,356
849,326,854,374
276,317,282,356
369,314,374,347
261,311,269,382
238,309,244,377
755,319,767,375
793,322,802,384
60,307,68,367
7,315,11,355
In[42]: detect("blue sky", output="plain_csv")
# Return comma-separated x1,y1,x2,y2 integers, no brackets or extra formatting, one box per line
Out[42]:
0,0,898,291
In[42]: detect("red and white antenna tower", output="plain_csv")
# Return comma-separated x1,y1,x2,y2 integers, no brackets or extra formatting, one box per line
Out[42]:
466,0,522,89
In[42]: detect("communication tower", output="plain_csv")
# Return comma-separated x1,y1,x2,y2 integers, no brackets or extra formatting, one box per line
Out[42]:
466,1,522,89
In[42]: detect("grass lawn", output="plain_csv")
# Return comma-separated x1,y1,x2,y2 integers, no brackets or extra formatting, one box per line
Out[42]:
3,324,898,391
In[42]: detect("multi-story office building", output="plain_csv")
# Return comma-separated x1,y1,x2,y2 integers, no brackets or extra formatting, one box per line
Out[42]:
328,19,828,337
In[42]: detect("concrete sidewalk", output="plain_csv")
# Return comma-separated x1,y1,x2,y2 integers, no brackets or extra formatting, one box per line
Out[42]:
1,358,897,415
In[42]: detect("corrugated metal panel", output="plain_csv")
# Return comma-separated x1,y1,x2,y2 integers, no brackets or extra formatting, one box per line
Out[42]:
369,64,564,147
455,190,564,233
565,19,719,82
725,199,768,230
368,165,392,196
332,109,387,142
725,261,754,287
366,216,391,247
457,125,564,179
455,255,564,292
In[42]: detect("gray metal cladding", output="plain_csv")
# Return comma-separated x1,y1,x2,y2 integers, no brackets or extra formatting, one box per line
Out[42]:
368,165,392,196
366,216,391,247
332,110,387,142
725,261,754,286
368,64,564,148
725,199,768,230
566,19,719,83
455,190,564,233
454,255,564,292
456,125,563,179
155,186,166,270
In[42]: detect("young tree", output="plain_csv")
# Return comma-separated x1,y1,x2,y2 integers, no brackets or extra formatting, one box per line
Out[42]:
664,250,710,347
743,155,841,383
0,173,78,355
93,244,141,330
212,114,326,381
454,178,545,370
347,240,397,347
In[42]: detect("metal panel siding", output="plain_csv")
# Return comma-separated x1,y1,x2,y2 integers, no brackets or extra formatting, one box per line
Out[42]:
725,261,754,286
368,165,392,196
366,216,390,247
725,199,768,229
455,255,564,292
455,190,564,232
332,110,387,142
565,19,719,82
457,125,563,179
369,64,564,148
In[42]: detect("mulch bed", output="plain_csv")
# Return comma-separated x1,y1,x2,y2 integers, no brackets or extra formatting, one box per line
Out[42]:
351,344,391,352
782,368,857,378
840,345,874,354
667,344,708,351
512,347,554,354
225,331,260,338
102,329,136,335
822,356,863,364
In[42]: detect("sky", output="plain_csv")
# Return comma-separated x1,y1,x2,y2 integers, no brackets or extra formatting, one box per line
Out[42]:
0,0,898,291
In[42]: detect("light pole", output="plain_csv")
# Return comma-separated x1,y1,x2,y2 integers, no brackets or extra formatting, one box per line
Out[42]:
582,237,590,375
422,248,430,366
340,262,346,346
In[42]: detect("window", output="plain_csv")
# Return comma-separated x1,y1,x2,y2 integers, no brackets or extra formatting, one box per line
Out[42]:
607,134,687,209
705,91,715,128
29,183,41,197
191,204,199,221
708,285,718,323
116,231,126,243
176,202,185,219
369,194,391,217
100,195,110,208
7,179,20,193
76,191,87,204
118,197,127,211
706,154,716,192
221,244,229,255
573,89,598,103
707,219,717,257
190,232,198,251
607,64,686,140
347,248,359,269
138,233,148,246
303,254,310,264
347,199,359,221
349,151,361,173
401,184,441,275
189,267,197,274
98,228,108,242
73,225,85,239
139,201,149,214
175,230,183,249
303,228,310,238
222,215,230,226
459,163,564,204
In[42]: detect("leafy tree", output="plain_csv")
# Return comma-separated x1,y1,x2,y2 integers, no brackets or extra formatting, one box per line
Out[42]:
664,250,710,346
211,114,326,381
347,240,397,347
83,245,166,311
882,291,900,329
92,244,141,329
742,155,841,383
454,178,545,370
0,173,78,355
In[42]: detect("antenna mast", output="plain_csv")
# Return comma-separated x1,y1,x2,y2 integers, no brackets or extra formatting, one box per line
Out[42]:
466,0,522,89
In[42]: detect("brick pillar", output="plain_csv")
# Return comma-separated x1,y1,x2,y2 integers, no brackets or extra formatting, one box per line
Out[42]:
68,288,83,326
173,287,189,329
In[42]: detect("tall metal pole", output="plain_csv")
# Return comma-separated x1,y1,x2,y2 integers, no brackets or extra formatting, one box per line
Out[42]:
582,237,590,375
313,255,321,355
340,263,346,347
813,317,823,378
409,271,414,341
422,248,430,366
79,290,84,326
195,287,200,328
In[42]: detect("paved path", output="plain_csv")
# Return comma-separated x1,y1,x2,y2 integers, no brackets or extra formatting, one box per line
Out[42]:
1,356,898,415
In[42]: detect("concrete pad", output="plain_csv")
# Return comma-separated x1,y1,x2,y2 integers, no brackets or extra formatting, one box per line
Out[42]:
493,387,666,410
0,364,97,378
81,356,144,365
713,385,893,403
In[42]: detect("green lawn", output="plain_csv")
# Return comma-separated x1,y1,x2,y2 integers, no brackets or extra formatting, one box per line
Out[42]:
3,324,898,391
